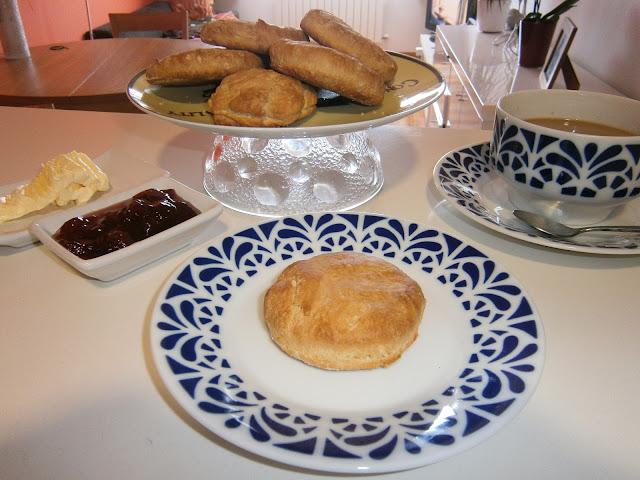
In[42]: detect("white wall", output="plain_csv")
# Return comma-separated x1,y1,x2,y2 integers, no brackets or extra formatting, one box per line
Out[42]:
215,0,639,100
215,0,271,21
538,0,640,100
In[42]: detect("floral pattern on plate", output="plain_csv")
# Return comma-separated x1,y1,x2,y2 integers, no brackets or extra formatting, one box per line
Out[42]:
150,213,545,473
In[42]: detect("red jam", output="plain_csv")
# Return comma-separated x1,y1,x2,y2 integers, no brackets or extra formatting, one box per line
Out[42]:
53,188,200,260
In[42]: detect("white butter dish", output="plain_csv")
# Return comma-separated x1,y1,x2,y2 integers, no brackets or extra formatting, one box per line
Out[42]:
30,177,223,281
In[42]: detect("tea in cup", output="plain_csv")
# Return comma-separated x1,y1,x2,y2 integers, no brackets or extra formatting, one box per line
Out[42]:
490,90,640,225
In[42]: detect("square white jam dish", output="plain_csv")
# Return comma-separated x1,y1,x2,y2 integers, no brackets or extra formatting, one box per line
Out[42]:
30,177,223,281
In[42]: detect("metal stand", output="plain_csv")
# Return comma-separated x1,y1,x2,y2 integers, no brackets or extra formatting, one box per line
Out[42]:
561,56,580,90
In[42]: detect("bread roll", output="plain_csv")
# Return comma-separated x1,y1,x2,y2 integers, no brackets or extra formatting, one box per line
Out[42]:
200,18,308,55
300,9,398,82
264,252,426,370
269,39,385,106
208,68,317,127
145,48,264,86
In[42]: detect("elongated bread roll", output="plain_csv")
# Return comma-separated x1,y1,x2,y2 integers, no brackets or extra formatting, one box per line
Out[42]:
146,48,264,86
269,39,385,106
300,9,397,82
201,18,308,55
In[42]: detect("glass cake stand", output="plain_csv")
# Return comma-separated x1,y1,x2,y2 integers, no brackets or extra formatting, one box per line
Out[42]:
127,52,445,216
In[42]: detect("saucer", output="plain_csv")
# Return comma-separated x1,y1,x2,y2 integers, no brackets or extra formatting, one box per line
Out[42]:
434,143,640,255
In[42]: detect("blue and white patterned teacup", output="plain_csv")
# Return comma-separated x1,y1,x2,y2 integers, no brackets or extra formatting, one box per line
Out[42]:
490,90,640,225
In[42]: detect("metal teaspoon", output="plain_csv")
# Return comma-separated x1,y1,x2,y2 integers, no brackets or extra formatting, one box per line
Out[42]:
513,210,640,238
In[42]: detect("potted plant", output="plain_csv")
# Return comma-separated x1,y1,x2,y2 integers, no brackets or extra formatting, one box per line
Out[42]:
519,0,580,67
476,0,511,33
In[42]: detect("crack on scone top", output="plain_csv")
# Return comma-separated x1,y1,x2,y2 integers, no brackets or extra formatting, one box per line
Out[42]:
289,278,299,308
262,83,275,123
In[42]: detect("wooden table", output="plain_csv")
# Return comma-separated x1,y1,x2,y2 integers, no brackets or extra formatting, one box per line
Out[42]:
0,38,214,113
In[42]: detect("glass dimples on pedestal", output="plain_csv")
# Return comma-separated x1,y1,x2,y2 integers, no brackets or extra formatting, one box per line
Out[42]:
204,132,383,216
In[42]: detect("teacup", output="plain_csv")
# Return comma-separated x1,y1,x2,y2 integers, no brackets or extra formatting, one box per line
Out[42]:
490,90,640,225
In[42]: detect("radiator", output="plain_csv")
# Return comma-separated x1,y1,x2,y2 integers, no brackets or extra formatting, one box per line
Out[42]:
273,0,384,42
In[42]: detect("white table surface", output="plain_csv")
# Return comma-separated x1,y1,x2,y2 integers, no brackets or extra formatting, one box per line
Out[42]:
1,107,639,480
432,25,624,129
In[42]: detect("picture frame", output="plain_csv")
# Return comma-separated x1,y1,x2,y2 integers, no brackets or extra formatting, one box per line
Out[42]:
539,17,579,90
425,0,470,30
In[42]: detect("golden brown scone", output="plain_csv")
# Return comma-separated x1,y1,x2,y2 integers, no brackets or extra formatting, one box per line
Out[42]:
264,252,426,370
269,39,385,106
208,68,317,127
300,9,397,83
200,18,308,55
145,48,264,86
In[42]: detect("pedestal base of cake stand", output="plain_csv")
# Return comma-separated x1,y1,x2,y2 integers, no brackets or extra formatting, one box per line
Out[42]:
203,131,383,217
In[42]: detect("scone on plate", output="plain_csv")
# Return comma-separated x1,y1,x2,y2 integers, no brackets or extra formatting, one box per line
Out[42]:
264,252,426,370
208,68,317,127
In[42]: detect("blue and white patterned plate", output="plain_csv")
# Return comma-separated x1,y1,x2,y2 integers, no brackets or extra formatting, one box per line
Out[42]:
150,213,545,474
434,143,640,254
